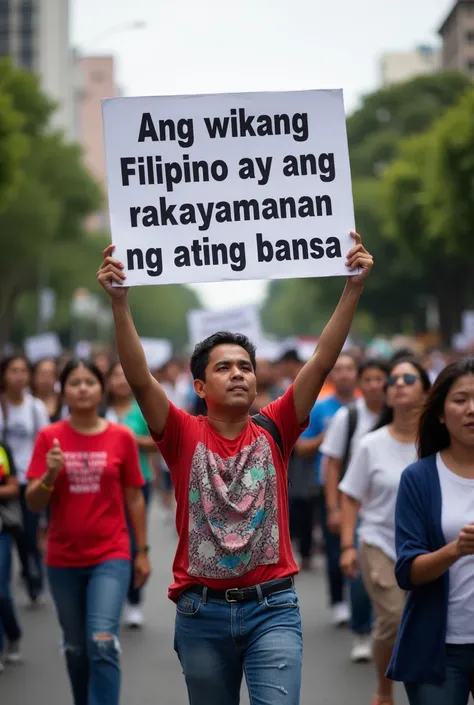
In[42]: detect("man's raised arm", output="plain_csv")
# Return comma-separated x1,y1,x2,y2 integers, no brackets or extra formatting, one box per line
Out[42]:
97,245,169,437
292,232,373,424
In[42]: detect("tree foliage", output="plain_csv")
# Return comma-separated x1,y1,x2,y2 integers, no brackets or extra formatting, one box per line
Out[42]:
0,59,202,351
382,90,474,342
262,72,473,342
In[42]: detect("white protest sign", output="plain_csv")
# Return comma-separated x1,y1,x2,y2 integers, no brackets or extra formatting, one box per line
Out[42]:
24,333,62,363
187,305,262,348
461,311,474,339
75,341,93,359
140,338,172,369
102,89,356,287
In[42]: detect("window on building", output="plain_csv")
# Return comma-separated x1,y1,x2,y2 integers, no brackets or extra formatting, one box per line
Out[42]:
0,36,8,56
0,0,9,26
21,0,34,33
20,47,34,70
467,59,474,72
466,30,474,43
91,70,106,83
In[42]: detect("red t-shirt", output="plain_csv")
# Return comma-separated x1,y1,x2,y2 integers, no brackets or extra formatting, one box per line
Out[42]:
153,385,308,601
27,420,144,568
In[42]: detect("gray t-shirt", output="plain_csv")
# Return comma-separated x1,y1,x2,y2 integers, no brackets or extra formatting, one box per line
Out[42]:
0,394,49,484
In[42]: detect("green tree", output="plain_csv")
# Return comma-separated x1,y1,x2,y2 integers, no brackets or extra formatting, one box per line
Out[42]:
0,61,102,346
262,72,473,339
383,90,474,343
0,88,25,209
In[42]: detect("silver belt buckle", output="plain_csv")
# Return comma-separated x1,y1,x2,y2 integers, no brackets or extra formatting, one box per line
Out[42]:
225,588,240,603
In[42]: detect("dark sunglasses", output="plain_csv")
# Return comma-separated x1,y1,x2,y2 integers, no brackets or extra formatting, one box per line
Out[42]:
387,373,419,387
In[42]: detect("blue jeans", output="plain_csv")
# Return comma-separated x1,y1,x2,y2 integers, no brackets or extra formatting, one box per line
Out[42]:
0,532,22,653
350,524,372,635
320,500,372,634
47,559,131,705
14,485,44,600
405,644,474,705
174,583,303,705
127,482,151,606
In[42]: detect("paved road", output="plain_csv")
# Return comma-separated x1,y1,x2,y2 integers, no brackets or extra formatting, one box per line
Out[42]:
2,502,410,705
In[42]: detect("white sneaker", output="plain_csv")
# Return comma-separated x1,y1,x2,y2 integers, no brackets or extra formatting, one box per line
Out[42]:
350,635,372,663
331,602,350,627
6,641,23,664
124,605,144,629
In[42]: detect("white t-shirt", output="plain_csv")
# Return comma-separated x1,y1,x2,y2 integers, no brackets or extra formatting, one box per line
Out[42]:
0,394,49,484
339,426,417,560
438,453,474,644
321,397,379,462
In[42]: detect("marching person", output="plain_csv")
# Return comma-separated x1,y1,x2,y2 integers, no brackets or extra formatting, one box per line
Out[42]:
0,439,23,670
339,358,431,705
25,359,151,705
294,352,358,620
31,358,62,422
97,231,373,705
105,361,156,628
0,355,49,605
322,357,388,662
388,358,474,705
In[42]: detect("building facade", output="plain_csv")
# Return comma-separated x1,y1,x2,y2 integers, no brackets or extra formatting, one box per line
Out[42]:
439,0,474,78
0,0,75,137
76,55,119,230
380,45,441,86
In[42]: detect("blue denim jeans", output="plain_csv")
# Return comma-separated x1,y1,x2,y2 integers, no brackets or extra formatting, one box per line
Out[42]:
47,559,131,705
127,482,151,606
174,584,303,705
405,644,474,705
320,500,372,634
0,532,22,654
14,485,44,600
350,523,372,635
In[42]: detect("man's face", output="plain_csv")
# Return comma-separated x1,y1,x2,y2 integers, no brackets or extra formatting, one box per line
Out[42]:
194,344,257,411
330,355,357,397
359,366,387,407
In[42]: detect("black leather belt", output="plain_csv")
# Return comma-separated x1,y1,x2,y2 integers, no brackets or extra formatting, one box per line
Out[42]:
190,577,294,603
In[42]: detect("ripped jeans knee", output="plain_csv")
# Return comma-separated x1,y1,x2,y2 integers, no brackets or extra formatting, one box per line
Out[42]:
88,632,121,667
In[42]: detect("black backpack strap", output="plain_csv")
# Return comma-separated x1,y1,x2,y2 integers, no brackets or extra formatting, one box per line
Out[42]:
252,413,284,458
341,403,358,479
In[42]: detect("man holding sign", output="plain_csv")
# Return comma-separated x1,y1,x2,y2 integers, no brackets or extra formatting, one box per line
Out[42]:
97,231,373,705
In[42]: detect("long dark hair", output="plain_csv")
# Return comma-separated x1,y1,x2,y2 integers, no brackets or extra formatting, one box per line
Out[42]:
59,359,105,395
0,354,32,394
373,357,432,431
104,361,129,409
418,357,474,458
30,357,59,395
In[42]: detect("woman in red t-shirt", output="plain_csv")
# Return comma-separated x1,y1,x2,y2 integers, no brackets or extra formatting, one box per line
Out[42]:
26,359,151,705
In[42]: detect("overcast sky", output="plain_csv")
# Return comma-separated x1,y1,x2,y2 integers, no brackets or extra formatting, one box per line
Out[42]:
71,0,453,310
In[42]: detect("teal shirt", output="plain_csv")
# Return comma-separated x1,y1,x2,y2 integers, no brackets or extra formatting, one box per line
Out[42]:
107,401,153,483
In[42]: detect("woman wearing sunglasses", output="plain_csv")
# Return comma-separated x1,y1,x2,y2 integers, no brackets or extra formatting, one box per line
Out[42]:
339,358,431,705
388,358,474,704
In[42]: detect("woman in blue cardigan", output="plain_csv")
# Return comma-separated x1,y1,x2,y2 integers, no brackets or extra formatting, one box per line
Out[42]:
388,357,474,704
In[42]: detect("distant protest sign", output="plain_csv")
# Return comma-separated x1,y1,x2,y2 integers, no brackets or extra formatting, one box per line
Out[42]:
102,89,355,287
187,305,263,348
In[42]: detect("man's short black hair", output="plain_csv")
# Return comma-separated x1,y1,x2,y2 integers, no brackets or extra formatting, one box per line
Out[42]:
358,357,390,377
190,331,257,381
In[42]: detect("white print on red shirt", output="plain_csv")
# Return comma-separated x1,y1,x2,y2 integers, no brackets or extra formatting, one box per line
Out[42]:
64,451,108,494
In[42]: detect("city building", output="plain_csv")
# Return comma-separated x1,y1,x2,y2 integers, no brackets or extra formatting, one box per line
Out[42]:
438,0,474,78
76,55,120,230
379,45,441,86
0,0,75,137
